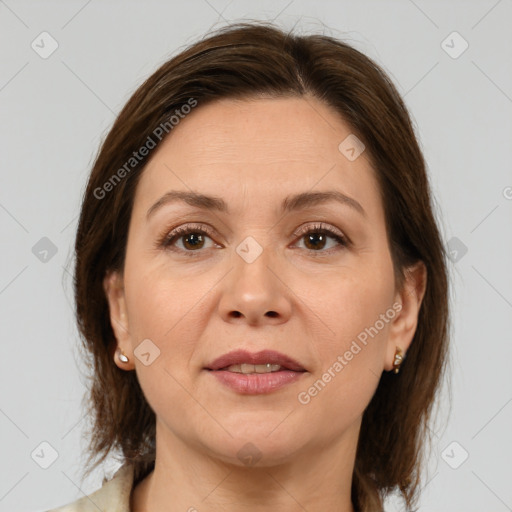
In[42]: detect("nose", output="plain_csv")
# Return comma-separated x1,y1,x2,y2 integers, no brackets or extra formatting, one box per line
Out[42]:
217,243,292,326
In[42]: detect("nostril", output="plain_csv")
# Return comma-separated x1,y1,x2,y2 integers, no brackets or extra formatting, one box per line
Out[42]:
229,311,278,319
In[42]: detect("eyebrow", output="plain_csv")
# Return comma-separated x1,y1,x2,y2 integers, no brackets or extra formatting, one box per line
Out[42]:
146,190,367,220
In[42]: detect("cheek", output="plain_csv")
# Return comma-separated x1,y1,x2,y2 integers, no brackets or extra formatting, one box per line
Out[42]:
301,264,394,408
315,290,391,382
296,296,390,434
311,259,394,349
122,265,209,415
124,258,207,340
122,256,221,391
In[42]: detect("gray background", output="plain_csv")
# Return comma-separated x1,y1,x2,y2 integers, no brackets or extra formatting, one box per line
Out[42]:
1,0,511,511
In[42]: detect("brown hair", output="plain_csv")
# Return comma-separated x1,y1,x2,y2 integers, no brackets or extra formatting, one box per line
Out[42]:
73,21,450,511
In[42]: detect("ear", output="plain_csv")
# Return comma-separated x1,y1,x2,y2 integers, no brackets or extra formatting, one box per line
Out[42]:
103,270,135,370
384,260,427,372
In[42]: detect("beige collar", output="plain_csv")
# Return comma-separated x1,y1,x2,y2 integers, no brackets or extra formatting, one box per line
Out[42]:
48,463,135,512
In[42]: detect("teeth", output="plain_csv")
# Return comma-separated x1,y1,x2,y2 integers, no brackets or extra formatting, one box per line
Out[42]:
225,363,283,374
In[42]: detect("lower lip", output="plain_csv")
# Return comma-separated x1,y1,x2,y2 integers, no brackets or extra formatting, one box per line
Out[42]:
207,369,305,394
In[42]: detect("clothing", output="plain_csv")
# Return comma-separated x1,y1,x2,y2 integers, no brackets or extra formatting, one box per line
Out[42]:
46,463,134,512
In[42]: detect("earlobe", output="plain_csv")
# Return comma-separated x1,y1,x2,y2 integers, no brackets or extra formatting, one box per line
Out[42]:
384,261,427,372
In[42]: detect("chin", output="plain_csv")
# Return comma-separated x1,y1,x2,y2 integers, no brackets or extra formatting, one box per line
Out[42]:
200,423,308,468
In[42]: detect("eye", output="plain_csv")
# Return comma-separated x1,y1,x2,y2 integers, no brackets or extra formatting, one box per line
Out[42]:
156,221,349,257
292,222,349,254
157,223,219,256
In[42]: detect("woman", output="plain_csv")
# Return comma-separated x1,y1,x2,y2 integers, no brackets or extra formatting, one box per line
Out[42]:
49,21,450,512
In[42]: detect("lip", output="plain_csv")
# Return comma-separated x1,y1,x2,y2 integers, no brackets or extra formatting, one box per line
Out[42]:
205,349,307,395
208,370,305,394
205,349,306,372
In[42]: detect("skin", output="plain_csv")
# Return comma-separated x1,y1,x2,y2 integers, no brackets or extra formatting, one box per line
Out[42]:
104,95,426,512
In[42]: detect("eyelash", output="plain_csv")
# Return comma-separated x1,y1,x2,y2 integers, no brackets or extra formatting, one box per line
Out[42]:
156,222,349,258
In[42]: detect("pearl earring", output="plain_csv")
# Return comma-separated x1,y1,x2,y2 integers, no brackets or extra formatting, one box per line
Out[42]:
117,349,129,363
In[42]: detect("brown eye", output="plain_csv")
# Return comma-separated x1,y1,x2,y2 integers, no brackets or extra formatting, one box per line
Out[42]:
180,232,206,250
293,223,348,254
158,224,217,255
303,232,329,251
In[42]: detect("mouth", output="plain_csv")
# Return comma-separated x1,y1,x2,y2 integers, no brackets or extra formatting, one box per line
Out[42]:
205,349,307,395
205,349,306,373
216,363,294,374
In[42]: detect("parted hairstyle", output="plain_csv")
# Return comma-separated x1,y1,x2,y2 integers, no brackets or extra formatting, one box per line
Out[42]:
73,21,450,512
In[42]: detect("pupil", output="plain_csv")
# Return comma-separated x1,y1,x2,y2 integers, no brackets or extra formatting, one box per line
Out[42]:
184,233,204,249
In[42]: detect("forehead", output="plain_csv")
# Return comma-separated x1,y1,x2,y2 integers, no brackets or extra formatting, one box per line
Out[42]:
134,96,383,221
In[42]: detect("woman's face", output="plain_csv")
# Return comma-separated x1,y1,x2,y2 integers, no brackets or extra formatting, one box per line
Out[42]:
105,96,422,466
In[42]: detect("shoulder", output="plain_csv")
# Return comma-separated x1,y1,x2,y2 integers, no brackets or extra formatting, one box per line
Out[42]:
46,463,134,512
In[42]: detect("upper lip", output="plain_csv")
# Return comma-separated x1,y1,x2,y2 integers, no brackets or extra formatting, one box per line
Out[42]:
206,349,306,372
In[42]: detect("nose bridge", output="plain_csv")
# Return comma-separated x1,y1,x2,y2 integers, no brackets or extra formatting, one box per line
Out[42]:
235,236,275,291
217,233,292,324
